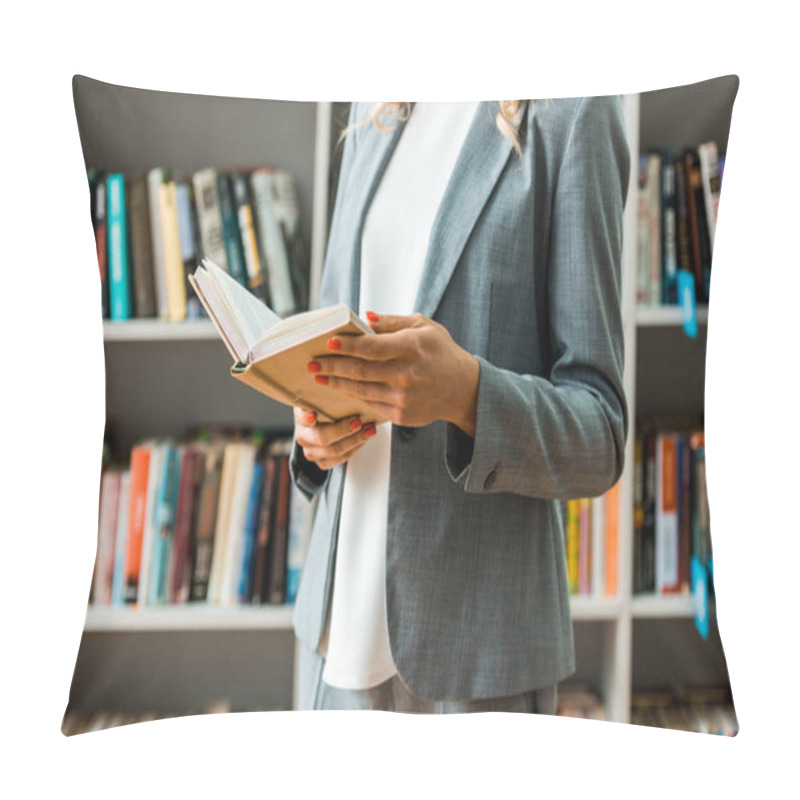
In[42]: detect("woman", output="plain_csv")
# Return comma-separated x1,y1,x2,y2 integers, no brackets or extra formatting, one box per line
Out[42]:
290,97,630,713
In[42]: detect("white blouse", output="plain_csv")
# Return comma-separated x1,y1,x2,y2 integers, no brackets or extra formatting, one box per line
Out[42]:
319,101,480,690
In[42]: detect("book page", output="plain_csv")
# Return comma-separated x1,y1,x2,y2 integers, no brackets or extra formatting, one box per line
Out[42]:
199,258,281,357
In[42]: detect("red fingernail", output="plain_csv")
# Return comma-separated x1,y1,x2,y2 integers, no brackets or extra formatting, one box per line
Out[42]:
305,412,317,425
366,311,380,322
327,337,342,351
315,375,329,385
307,361,322,373
363,423,377,438
349,417,362,432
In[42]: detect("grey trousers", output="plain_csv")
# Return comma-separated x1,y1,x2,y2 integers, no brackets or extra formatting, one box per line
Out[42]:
297,641,558,714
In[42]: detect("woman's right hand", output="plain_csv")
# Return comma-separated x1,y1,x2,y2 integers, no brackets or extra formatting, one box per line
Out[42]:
293,407,377,471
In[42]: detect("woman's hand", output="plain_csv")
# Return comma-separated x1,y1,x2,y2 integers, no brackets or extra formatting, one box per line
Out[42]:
307,312,480,436
293,407,377,471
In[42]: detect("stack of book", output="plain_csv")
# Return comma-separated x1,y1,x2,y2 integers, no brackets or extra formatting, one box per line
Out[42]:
637,142,724,307
90,430,312,609
563,481,621,598
632,413,712,597
630,686,738,735
88,166,308,322
556,685,608,720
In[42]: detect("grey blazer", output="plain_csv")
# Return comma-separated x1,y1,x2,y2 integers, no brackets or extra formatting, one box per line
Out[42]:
290,97,630,701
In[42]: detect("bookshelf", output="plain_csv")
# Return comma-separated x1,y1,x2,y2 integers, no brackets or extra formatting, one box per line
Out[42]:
68,77,736,730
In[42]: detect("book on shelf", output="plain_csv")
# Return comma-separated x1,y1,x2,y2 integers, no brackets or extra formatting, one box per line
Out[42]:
562,480,621,599
90,430,313,611
637,140,723,308
633,413,713,599
89,165,309,322
630,686,737,736
190,257,380,423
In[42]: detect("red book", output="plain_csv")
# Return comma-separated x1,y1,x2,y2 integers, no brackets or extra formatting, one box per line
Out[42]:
124,444,152,604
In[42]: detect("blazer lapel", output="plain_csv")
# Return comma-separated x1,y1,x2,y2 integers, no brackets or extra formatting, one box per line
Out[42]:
340,105,408,312
413,101,526,318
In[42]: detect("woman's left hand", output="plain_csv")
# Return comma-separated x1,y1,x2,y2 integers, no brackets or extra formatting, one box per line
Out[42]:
307,312,480,436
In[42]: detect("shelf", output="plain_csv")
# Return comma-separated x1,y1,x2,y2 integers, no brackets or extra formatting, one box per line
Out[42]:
570,596,622,621
631,594,695,619
84,605,295,631
636,306,709,327
103,319,219,342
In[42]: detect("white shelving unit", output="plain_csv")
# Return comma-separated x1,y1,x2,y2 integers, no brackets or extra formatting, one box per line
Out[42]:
69,78,735,726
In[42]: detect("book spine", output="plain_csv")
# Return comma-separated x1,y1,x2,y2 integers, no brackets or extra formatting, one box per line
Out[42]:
208,442,240,605
159,181,187,322
192,168,229,272
646,153,662,306
111,471,131,606
127,175,157,318
250,169,296,316
238,460,266,603
591,493,605,597
94,470,121,606
137,443,163,606
677,434,692,594
636,155,651,305
267,454,291,604
89,170,109,318
674,159,693,277
642,432,656,593
660,150,678,305
169,446,202,604
604,480,619,597
632,436,644,594
272,170,309,312
189,447,223,602
150,444,181,605
578,498,591,595
175,182,203,319
124,445,151,604
106,173,133,320
655,433,679,594
697,141,720,251
147,168,170,319
566,499,580,594
233,172,268,304
217,173,248,287
251,456,277,604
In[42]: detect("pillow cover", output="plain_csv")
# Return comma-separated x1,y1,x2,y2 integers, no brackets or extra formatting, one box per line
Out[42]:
64,74,738,736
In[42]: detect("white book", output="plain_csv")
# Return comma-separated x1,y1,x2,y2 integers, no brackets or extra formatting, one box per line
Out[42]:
655,434,679,593
208,441,241,605
219,441,257,606
192,168,229,272
250,168,295,317
591,493,606,597
147,168,170,319
93,470,121,605
111,471,131,606
697,141,720,250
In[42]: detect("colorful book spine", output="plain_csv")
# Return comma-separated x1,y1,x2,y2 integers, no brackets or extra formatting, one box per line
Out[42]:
604,481,619,597
93,470,121,605
127,174,156,318
192,168,229,272
655,433,679,594
238,460,266,603
106,173,132,319
660,149,678,305
124,445,151,604
111,470,131,606
175,182,203,318
566,499,580,594
147,168,170,318
149,443,181,605
216,173,248,288
169,444,203,604
286,484,312,605
159,180,187,321
578,498,592,595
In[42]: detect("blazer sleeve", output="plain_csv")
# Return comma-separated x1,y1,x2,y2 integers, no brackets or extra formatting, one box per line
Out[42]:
290,102,363,500
445,96,631,500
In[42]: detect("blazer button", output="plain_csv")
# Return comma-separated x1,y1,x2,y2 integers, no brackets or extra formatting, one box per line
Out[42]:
484,469,497,490
396,425,416,441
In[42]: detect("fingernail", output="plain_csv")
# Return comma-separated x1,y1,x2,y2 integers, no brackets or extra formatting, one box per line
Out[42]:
314,375,329,385
363,423,377,438
307,361,322,373
327,337,342,351
366,311,380,322
305,412,317,425
349,417,362,432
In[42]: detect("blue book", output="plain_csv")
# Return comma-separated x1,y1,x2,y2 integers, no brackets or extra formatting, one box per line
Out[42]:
285,484,311,605
238,461,265,602
216,173,248,288
106,173,133,319
149,444,182,605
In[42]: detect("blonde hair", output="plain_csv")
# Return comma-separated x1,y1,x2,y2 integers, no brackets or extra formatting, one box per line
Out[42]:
342,101,525,157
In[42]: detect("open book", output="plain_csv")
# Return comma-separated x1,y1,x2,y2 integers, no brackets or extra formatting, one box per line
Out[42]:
189,258,378,422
